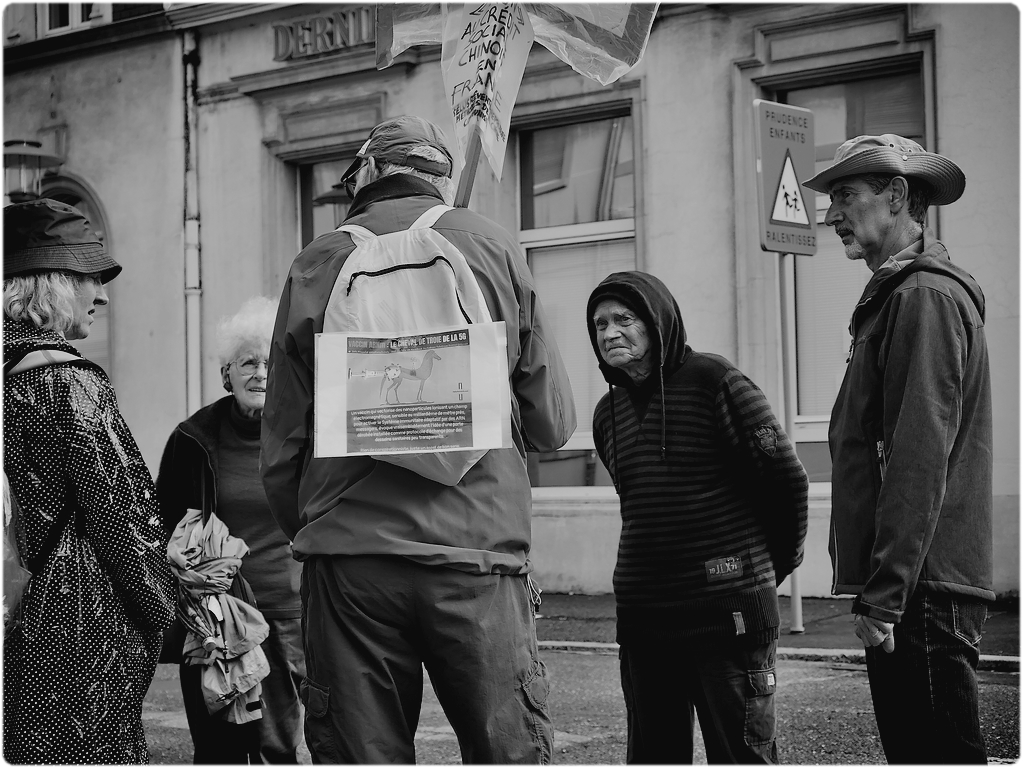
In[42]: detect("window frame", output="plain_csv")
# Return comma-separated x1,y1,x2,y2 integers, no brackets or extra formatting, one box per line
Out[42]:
39,3,112,36
512,91,643,460
773,61,931,450
731,6,937,479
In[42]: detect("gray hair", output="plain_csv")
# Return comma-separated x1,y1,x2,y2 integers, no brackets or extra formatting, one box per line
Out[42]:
216,296,278,366
378,145,456,206
859,173,931,225
3,272,98,334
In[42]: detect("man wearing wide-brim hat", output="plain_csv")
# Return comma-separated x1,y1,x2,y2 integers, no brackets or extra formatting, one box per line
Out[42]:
804,134,993,763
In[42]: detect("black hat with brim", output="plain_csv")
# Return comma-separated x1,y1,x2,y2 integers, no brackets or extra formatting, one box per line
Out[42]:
4,198,121,283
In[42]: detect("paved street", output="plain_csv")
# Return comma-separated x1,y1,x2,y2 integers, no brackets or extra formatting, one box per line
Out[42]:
145,648,1019,764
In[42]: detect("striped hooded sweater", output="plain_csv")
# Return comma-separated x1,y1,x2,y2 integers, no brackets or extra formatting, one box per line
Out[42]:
587,272,809,646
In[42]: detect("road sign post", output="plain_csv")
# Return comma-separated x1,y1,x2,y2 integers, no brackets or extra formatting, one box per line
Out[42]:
754,100,817,256
753,99,817,633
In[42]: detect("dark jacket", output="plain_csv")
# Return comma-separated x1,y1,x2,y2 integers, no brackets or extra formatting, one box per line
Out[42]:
156,396,299,615
260,174,576,575
156,396,227,534
587,272,809,645
829,230,994,622
3,320,174,764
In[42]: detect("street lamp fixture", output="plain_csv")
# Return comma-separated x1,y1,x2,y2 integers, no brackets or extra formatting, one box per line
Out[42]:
4,140,63,203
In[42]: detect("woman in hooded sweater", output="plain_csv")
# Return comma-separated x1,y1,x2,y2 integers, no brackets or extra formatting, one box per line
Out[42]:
586,271,808,764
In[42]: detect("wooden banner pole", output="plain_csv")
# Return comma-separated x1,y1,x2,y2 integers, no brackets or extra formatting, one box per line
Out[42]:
454,124,484,208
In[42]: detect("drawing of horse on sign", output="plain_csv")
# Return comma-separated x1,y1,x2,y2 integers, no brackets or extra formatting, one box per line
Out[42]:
380,350,442,404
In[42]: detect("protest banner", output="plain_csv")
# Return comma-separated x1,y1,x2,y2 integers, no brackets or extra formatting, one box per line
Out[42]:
376,3,657,205
441,4,533,191
313,321,511,459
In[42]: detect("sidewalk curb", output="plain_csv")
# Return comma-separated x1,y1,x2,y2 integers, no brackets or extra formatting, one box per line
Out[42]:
538,641,1020,673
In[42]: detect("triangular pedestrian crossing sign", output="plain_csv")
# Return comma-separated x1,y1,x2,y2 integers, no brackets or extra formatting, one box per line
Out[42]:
770,149,811,227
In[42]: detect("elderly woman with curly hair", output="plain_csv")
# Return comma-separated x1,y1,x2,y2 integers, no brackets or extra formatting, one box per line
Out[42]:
157,296,305,764
2,199,175,764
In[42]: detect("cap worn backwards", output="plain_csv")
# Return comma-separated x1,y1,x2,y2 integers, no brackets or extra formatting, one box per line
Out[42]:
357,115,454,178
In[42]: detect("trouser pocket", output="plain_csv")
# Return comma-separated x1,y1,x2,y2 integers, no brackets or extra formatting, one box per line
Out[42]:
520,657,554,764
951,596,987,648
300,677,339,763
744,665,777,748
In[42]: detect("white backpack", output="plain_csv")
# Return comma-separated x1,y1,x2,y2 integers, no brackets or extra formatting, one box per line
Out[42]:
320,205,500,485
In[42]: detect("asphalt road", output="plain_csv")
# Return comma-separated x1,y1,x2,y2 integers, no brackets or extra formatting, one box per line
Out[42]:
145,649,1020,764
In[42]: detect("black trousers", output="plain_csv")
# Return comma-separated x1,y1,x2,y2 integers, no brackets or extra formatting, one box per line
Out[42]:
180,617,305,764
865,591,988,764
300,555,553,764
619,637,779,764
180,663,261,764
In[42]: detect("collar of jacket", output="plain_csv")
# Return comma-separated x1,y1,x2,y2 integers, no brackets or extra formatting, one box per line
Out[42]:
345,173,446,219
175,395,236,476
3,319,81,365
847,227,985,335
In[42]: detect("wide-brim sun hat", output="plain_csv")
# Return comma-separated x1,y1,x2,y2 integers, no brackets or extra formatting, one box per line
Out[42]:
4,198,121,283
802,134,966,206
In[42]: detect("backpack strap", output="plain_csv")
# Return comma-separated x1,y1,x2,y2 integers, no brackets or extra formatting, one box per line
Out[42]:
337,205,452,244
409,205,454,231
4,348,80,377
5,348,88,573
336,224,376,247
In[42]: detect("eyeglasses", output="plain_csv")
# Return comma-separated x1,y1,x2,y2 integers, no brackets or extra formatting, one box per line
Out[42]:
230,357,268,375
338,155,367,200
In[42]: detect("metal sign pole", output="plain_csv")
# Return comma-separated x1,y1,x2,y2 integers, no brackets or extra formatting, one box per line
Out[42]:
778,250,805,633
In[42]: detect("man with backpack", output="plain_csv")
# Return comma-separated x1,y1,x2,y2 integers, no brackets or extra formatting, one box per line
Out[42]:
261,115,576,764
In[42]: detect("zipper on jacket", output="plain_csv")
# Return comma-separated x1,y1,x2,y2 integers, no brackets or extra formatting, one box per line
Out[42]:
346,256,472,324
876,439,887,483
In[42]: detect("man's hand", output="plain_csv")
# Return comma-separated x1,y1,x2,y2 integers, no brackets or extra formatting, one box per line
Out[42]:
854,614,895,653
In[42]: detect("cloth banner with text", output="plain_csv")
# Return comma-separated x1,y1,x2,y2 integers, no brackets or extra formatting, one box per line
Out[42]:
377,3,658,178
440,4,533,182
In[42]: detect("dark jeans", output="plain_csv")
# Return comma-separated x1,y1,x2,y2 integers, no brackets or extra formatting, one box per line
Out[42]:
619,637,778,764
865,591,988,764
180,617,306,764
300,555,553,764
180,664,261,764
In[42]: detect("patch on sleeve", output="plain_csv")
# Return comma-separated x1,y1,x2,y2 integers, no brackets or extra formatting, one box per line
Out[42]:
754,424,777,457
706,556,743,582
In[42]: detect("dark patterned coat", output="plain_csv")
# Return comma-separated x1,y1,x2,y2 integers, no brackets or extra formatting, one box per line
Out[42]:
3,319,175,764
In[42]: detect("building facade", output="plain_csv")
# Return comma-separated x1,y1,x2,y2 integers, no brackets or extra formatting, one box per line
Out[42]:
4,3,1018,597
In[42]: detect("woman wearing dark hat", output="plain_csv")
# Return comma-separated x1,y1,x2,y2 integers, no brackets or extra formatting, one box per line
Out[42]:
2,198,175,764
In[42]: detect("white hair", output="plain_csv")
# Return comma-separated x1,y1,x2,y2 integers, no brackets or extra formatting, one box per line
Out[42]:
215,296,278,365
378,145,456,206
3,272,97,334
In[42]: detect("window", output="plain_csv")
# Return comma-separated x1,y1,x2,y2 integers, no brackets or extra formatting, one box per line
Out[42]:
42,3,111,35
42,182,113,376
299,157,355,247
778,69,925,481
518,113,637,486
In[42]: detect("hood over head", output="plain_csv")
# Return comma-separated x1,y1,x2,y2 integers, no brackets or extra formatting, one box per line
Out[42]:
586,271,688,388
